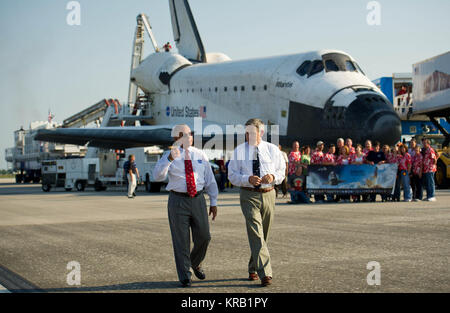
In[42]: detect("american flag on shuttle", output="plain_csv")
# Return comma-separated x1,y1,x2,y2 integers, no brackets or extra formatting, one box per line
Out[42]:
48,110,54,123
199,106,206,118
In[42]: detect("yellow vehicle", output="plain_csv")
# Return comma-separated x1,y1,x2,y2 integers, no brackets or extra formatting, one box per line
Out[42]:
436,147,450,189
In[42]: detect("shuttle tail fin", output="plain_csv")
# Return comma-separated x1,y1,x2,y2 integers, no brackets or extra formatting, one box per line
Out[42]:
169,0,206,63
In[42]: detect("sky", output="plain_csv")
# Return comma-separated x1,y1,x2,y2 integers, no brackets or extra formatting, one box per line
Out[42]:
0,0,449,169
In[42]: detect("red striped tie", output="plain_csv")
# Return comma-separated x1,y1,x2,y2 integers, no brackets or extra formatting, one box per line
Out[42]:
184,149,197,197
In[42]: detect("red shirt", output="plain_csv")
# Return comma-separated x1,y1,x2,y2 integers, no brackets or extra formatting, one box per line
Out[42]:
288,151,301,175
397,153,412,171
336,155,350,165
423,148,437,173
311,150,324,164
412,153,423,176
350,153,365,164
323,153,336,165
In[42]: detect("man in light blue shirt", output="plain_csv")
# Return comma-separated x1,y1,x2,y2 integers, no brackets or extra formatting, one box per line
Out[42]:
228,118,285,287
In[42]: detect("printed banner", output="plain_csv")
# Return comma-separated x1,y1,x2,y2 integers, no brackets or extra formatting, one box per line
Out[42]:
306,164,398,195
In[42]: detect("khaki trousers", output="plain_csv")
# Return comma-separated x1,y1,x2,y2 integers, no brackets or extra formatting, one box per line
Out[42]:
239,188,275,278
127,173,136,197
168,192,211,282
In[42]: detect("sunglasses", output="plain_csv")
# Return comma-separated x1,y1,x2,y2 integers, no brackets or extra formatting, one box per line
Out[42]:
178,131,194,137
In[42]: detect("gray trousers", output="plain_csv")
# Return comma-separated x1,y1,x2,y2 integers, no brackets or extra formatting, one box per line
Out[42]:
239,188,275,279
168,192,211,282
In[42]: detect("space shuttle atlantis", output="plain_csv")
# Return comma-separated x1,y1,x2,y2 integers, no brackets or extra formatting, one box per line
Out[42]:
36,0,401,149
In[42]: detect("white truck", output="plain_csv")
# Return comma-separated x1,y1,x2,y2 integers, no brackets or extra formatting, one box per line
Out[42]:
41,152,123,192
6,121,87,184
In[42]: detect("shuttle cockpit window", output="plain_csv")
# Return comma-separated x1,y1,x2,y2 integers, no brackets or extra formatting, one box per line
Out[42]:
325,60,339,72
354,62,365,75
296,60,312,76
308,60,324,77
297,54,366,78
296,60,323,77
345,60,357,72
321,53,366,76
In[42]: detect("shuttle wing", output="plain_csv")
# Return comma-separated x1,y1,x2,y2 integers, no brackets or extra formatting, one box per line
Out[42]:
34,120,233,149
35,126,174,149
169,0,206,63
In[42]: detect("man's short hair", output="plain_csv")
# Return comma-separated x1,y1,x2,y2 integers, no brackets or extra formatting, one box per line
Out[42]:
128,154,134,161
171,124,191,138
245,118,265,132
374,141,381,147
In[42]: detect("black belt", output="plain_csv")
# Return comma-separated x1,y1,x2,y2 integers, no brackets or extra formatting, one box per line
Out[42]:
241,187,274,193
170,189,204,198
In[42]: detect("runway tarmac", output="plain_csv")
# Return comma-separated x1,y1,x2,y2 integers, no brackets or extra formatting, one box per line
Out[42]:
0,178,448,293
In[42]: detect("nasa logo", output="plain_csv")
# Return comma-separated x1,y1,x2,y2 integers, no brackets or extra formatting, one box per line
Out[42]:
197,160,203,164
166,106,170,117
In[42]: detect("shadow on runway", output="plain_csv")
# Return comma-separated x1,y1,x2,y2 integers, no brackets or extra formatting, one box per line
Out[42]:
0,183,43,195
0,183,243,199
17,278,258,293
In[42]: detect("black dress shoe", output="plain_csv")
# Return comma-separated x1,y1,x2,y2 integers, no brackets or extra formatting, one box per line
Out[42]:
181,279,192,287
192,267,206,280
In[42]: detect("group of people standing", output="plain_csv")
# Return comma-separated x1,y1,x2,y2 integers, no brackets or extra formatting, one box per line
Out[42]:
286,137,438,203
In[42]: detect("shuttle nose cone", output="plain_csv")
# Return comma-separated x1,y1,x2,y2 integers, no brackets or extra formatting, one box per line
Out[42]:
370,114,401,145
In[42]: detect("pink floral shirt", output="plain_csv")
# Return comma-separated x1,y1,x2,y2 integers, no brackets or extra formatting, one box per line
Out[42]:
350,153,365,164
412,153,423,176
363,148,373,156
311,150,324,164
323,153,336,165
347,146,356,155
336,155,350,165
423,148,437,173
288,151,302,175
397,153,412,171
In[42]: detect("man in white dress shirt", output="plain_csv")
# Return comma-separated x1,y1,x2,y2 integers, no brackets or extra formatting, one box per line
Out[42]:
228,118,286,287
153,124,218,287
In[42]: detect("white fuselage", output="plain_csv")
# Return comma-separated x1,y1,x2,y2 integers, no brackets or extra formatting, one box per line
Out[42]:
132,49,401,145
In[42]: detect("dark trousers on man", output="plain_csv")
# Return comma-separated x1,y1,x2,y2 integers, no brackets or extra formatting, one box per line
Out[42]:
168,192,211,283
411,174,423,200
